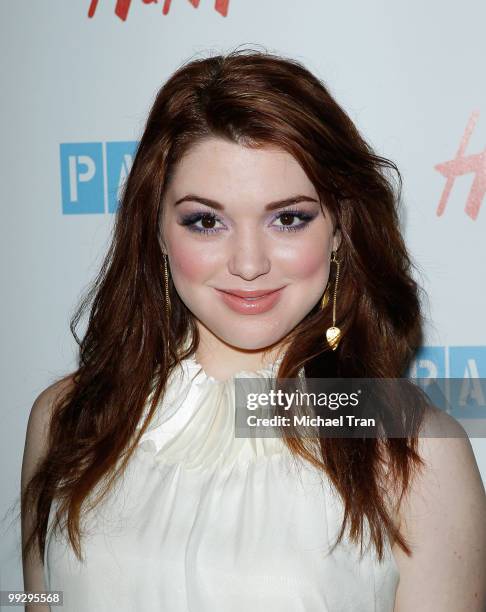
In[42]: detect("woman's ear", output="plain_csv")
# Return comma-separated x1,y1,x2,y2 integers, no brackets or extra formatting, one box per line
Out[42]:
332,227,342,253
158,228,168,256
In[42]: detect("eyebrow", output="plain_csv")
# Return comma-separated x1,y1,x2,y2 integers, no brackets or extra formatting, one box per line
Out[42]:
173,194,319,212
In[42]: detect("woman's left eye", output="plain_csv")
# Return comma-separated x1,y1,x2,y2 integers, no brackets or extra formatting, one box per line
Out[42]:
273,210,314,232
180,209,314,235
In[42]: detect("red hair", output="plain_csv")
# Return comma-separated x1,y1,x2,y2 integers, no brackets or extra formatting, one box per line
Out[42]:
22,48,427,564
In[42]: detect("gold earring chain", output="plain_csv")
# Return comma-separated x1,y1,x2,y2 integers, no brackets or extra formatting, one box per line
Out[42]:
326,250,341,351
163,254,172,355
164,254,170,316
331,250,339,327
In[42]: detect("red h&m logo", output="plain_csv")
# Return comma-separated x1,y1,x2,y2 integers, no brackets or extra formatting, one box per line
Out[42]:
435,111,485,220
88,0,230,21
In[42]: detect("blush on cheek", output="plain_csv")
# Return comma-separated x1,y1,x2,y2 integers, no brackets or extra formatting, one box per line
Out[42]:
292,250,328,280
170,245,212,283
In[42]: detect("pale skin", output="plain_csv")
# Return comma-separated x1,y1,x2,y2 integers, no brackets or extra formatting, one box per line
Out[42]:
391,423,486,611
22,137,486,610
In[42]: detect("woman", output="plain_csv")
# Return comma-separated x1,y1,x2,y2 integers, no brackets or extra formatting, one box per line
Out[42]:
21,49,486,611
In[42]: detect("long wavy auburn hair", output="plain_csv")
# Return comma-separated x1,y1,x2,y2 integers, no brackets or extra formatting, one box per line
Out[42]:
22,48,429,566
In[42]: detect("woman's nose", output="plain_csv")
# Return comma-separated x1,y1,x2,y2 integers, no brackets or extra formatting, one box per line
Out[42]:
227,233,271,280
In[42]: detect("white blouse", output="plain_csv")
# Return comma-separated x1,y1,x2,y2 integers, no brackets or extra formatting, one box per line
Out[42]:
44,352,400,611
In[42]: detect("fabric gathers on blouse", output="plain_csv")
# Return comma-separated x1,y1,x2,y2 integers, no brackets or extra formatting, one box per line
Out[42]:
43,351,400,611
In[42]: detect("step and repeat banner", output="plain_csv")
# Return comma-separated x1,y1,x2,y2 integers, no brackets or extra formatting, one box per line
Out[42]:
1,0,485,592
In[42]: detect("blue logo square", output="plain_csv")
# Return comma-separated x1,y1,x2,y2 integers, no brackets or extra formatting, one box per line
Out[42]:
60,142,104,214
106,141,138,214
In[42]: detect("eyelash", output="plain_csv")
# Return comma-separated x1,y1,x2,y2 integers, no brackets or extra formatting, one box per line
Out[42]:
180,208,315,235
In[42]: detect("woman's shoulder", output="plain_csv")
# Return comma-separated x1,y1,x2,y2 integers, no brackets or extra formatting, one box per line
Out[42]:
398,402,483,527
385,405,473,530
380,404,475,544
22,374,76,475
21,374,77,595
29,374,76,427
391,405,486,609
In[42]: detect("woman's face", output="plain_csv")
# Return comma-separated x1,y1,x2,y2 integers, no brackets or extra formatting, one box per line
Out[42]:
160,136,340,356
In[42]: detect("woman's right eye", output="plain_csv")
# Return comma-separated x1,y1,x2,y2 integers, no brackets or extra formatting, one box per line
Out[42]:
180,212,224,234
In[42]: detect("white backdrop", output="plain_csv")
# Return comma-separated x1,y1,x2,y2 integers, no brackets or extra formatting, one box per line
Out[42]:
1,0,485,597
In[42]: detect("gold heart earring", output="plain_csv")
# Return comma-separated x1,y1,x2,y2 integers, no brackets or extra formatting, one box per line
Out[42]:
322,250,341,351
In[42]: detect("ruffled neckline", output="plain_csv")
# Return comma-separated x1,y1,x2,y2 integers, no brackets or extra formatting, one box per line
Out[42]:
137,352,296,471
185,351,285,384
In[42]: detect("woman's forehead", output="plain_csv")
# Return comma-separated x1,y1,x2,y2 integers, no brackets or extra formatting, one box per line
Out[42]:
167,139,318,202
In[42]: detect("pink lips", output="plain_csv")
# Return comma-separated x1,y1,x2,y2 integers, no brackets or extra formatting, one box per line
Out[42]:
215,287,285,315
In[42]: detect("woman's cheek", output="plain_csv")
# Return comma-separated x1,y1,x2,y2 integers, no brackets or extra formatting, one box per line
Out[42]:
299,253,326,279
169,243,211,283
283,243,329,281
